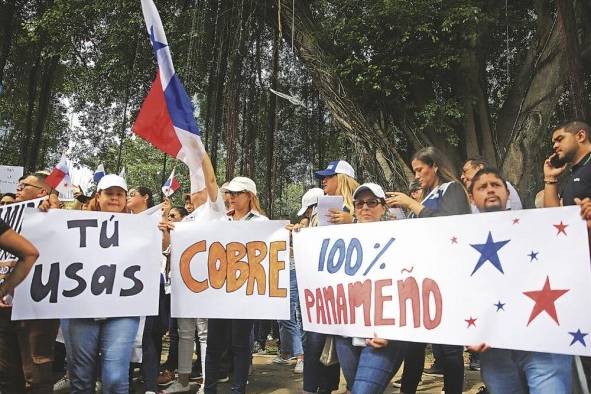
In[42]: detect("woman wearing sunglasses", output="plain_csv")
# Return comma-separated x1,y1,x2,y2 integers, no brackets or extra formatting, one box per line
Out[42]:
334,183,407,393
386,146,470,394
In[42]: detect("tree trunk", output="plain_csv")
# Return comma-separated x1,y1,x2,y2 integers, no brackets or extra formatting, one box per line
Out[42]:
498,15,568,206
0,0,17,86
29,55,60,171
21,54,41,170
274,0,411,188
265,24,279,216
557,0,590,120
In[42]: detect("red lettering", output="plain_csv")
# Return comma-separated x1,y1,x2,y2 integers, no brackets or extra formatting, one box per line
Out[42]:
315,288,327,324
347,280,372,326
398,277,420,327
322,286,337,324
336,284,348,324
422,278,442,329
374,279,395,326
304,289,315,323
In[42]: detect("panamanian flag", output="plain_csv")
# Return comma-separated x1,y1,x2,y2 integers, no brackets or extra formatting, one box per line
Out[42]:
93,163,105,183
133,0,205,193
45,154,72,195
162,167,180,197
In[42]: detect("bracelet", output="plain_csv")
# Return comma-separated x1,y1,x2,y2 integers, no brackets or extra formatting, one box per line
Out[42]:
544,179,558,185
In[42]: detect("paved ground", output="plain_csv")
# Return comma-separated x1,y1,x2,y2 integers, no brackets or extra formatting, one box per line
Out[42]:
145,352,485,393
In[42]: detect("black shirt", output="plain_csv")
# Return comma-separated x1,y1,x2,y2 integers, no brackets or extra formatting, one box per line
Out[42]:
417,181,471,218
0,218,9,237
561,152,591,206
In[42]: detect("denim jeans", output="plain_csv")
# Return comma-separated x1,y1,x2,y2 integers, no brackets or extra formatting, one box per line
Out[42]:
401,342,464,394
204,319,253,394
303,331,340,392
141,285,169,391
278,269,304,357
480,349,573,394
62,317,140,394
178,318,207,376
335,336,406,393
0,308,59,394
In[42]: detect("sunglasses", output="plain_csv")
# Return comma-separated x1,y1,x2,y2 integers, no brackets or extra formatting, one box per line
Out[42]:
354,199,382,209
0,201,13,206
225,191,245,197
16,182,42,191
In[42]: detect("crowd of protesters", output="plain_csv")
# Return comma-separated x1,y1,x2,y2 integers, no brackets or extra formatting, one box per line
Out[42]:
1,119,591,394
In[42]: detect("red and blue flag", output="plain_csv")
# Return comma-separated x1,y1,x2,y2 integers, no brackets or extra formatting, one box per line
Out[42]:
133,0,205,192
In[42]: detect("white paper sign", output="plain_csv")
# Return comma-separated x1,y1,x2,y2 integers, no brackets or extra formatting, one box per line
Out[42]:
293,206,591,356
12,210,162,320
0,165,24,193
317,196,344,226
170,220,290,319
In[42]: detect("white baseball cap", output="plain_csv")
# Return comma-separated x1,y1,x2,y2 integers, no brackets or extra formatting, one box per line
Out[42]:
314,160,355,179
222,176,257,195
97,174,128,192
297,187,324,216
353,182,386,200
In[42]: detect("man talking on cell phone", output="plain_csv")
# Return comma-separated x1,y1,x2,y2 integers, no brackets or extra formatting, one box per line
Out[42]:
543,119,591,207
543,119,591,390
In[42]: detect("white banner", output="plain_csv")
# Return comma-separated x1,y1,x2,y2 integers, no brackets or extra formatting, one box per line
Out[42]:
12,210,162,320
293,206,591,356
170,220,290,319
0,197,45,260
0,165,23,193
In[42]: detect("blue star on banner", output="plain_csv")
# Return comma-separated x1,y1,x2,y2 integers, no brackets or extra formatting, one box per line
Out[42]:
495,301,505,311
149,26,168,51
569,329,588,346
528,251,539,262
470,231,511,276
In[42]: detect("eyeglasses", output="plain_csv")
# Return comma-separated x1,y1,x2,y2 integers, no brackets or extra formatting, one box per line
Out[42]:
16,183,42,191
354,199,382,209
225,191,245,197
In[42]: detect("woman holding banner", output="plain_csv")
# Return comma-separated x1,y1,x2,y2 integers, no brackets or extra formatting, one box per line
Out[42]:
163,154,226,394
386,146,470,394
60,174,140,394
298,160,358,394
334,182,408,393
201,176,267,394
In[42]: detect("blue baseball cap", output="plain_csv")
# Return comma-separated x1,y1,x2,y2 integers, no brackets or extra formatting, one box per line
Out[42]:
314,160,355,179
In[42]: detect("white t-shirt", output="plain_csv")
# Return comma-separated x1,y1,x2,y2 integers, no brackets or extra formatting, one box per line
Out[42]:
183,190,226,223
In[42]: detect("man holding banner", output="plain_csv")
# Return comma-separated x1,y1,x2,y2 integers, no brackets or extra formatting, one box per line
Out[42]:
0,173,59,394
467,167,574,393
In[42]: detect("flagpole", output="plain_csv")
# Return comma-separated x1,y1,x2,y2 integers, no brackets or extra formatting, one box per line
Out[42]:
160,152,167,201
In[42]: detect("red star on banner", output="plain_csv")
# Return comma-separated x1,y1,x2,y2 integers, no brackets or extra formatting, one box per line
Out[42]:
523,276,569,326
465,316,477,328
512,218,520,225
553,221,568,236
451,236,458,244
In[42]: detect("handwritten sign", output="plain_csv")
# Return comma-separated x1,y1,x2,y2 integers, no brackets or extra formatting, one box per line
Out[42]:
0,165,23,193
293,206,591,356
0,197,44,260
170,220,290,319
12,210,162,320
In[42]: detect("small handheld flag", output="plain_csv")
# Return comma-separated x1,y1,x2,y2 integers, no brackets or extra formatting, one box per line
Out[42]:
162,167,180,197
45,154,72,195
93,164,105,183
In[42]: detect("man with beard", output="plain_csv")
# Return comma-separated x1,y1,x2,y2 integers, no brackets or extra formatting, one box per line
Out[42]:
543,120,591,207
467,167,574,393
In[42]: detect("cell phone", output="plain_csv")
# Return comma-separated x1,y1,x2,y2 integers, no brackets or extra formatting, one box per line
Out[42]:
549,153,564,168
